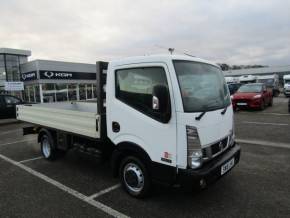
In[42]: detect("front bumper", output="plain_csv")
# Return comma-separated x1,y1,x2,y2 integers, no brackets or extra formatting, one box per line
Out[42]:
233,99,262,109
178,143,241,188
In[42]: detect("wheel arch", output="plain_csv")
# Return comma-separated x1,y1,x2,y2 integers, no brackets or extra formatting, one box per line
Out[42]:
38,128,56,145
111,141,152,177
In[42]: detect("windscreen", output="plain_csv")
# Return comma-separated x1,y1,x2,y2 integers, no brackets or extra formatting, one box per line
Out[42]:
238,84,262,93
173,60,230,112
285,79,290,84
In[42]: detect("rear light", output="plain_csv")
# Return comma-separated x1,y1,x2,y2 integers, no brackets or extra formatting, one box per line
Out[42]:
186,126,202,169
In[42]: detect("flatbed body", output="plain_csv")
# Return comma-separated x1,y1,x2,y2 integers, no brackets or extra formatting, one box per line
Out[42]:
17,102,100,138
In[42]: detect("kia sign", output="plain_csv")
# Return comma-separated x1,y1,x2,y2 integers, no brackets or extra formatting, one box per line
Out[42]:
39,70,96,80
4,82,24,91
21,71,37,81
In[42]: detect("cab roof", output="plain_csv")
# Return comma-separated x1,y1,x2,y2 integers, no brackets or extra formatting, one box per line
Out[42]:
110,54,219,68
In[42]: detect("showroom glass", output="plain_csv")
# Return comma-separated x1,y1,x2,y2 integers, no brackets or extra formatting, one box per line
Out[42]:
23,85,40,103
173,60,230,112
115,67,169,121
68,84,77,101
5,55,20,81
0,55,5,81
238,84,262,93
87,84,93,99
55,84,68,102
42,84,56,102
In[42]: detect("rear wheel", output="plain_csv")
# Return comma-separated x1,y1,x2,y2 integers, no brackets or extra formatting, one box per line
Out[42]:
119,156,151,198
40,134,57,160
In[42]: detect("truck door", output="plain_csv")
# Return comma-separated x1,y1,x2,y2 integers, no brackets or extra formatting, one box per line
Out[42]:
107,63,177,167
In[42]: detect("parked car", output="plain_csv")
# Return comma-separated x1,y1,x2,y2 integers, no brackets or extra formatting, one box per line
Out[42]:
231,83,273,111
228,83,242,95
0,94,23,119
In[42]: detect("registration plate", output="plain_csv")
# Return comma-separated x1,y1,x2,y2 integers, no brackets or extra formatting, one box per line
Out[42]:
221,158,235,175
237,102,247,106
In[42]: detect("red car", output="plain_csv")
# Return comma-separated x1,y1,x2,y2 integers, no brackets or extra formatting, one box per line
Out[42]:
231,83,273,111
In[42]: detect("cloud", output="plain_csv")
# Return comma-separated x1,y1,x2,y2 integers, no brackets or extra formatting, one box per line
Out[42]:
0,0,289,65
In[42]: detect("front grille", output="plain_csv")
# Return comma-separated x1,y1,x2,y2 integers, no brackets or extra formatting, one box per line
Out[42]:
202,136,229,161
235,99,249,104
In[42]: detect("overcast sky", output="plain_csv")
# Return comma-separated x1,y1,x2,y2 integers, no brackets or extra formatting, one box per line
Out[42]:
0,0,289,65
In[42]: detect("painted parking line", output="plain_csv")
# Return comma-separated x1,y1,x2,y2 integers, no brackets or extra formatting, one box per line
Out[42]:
86,184,121,200
0,139,36,147
236,138,290,149
19,156,44,163
0,129,21,136
242,121,289,126
0,153,129,218
238,112,290,116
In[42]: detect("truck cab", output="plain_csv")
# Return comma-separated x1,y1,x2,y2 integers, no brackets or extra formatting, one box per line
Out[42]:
257,74,280,97
283,75,290,97
107,55,240,196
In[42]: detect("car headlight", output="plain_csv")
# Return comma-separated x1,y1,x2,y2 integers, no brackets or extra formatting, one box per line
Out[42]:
253,94,262,99
186,126,202,169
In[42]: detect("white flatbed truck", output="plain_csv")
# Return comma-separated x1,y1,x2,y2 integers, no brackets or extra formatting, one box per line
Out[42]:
17,55,241,198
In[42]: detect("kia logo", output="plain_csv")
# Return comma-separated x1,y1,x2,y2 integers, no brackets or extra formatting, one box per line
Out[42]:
44,71,54,78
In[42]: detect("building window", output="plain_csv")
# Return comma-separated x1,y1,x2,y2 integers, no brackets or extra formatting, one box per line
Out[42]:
5,55,21,81
55,84,68,102
79,84,86,100
42,84,56,103
87,84,93,99
68,84,77,101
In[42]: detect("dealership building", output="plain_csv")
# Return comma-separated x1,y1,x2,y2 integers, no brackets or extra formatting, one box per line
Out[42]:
0,48,97,103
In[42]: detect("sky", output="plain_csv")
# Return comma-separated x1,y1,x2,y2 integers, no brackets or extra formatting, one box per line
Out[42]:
0,0,289,66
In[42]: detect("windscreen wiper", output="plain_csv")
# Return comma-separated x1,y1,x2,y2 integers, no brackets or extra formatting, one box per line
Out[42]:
221,105,228,115
195,111,206,121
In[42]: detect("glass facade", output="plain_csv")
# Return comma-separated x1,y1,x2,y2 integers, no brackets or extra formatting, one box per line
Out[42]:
0,55,5,91
37,83,96,103
0,51,28,96
24,85,41,103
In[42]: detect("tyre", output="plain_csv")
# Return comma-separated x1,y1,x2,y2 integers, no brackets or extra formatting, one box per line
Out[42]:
119,156,151,198
268,98,273,106
260,100,265,110
40,134,58,160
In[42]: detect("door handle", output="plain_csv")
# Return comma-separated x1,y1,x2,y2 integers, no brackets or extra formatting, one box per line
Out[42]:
112,122,120,133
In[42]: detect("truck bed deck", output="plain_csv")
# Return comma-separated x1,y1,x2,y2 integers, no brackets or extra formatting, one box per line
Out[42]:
17,102,100,139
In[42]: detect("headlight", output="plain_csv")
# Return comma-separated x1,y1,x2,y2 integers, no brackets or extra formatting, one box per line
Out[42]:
186,126,202,169
253,94,262,99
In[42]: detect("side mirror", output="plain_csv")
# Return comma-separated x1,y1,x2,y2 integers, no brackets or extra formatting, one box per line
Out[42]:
152,85,171,123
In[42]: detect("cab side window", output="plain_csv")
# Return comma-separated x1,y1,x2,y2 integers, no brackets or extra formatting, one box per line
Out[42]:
5,96,20,104
115,67,171,123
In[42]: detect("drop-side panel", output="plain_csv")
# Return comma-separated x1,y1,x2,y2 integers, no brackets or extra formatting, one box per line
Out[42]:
17,104,100,139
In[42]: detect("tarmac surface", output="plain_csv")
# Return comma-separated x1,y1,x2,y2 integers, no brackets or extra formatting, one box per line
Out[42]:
0,96,289,217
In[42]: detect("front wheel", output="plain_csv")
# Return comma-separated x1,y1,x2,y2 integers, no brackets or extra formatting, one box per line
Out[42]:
119,156,151,198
